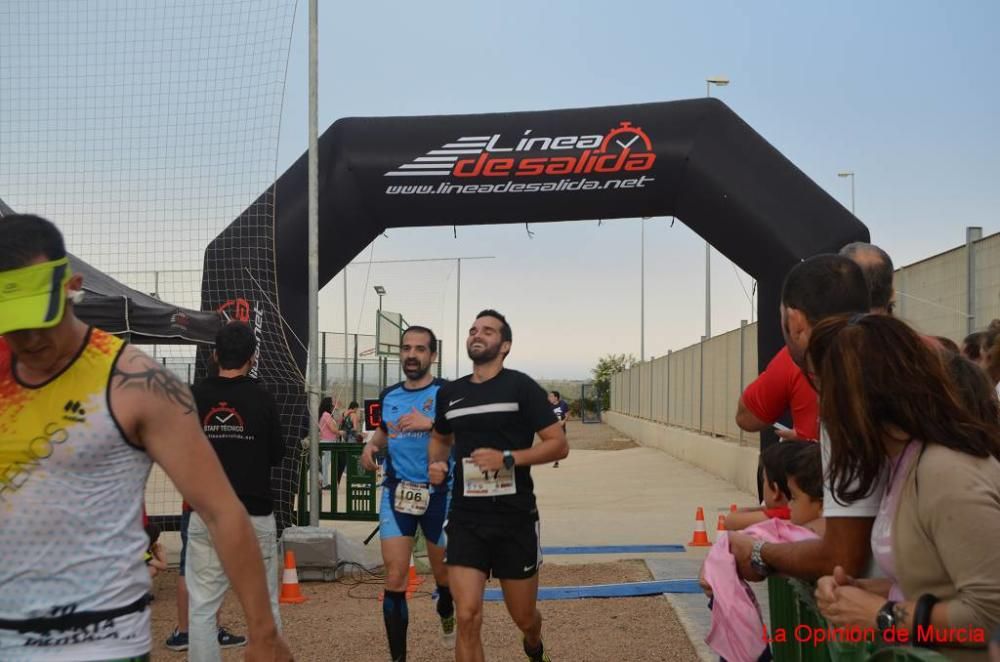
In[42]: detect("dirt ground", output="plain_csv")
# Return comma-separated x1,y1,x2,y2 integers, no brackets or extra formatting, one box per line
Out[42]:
149,559,699,662
561,419,637,451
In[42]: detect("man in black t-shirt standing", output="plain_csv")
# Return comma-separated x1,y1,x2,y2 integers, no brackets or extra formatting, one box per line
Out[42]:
429,310,568,662
187,322,285,662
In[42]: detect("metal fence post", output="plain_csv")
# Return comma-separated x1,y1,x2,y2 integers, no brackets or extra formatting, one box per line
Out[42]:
627,367,632,416
352,334,359,404
967,226,983,334
739,320,747,446
666,349,671,425
649,357,655,421
897,267,907,320
320,331,327,391
699,336,707,433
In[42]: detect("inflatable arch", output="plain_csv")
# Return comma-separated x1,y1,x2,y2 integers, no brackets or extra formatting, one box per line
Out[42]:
203,98,868,527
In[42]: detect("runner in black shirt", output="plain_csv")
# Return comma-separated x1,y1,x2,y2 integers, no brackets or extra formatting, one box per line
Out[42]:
429,310,568,662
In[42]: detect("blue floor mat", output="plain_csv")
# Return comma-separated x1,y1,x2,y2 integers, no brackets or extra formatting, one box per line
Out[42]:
483,579,702,601
541,544,684,555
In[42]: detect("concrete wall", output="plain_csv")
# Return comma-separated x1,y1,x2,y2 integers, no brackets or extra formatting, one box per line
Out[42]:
605,411,759,497
611,231,1000,433
897,232,1000,339
610,323,759,445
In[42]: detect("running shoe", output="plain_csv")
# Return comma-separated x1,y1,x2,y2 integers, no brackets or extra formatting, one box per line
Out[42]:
164,628,188,651
523,638,551,662
440,613,456,649
218,626,247,649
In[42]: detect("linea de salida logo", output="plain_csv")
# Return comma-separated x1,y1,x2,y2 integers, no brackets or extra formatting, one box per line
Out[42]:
385,121,655,179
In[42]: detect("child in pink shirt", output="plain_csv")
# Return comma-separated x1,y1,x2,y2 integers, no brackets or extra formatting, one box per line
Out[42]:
702,443,824,662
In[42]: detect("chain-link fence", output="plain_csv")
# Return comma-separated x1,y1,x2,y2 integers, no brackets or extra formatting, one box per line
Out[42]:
156,330,444,403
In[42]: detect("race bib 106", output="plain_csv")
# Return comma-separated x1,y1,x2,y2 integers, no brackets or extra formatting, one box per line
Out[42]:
462,457,516,497
393,480,430,515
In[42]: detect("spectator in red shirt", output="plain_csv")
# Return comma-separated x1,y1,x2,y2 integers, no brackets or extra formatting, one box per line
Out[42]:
735,242,895,443
737,347,819,441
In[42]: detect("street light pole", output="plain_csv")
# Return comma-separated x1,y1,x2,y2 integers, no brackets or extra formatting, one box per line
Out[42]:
640,220,645,361
838,171,856,215
456,258,461,379
306,0,320,525
704,77,730,339
346,255,494,381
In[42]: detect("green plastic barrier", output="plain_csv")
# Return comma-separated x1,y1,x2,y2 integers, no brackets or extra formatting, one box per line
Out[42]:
297,442,378,523
768,577,950,662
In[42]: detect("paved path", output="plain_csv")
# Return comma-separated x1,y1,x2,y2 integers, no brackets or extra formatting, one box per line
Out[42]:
333,433,764,661
163,422,765,659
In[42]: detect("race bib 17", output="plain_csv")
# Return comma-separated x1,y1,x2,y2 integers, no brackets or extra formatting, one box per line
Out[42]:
461,457,516,497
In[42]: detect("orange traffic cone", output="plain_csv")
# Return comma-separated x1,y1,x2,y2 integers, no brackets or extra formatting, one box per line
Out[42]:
730,503,738,513
717,514,727,532
405,553,424,598
687,507,712,547
279,550,307,604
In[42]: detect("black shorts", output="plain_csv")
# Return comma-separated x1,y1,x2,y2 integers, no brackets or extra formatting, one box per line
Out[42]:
444,518,542,580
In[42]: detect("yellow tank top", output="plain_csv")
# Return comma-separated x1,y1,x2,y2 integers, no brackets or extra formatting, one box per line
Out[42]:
0,328,153,659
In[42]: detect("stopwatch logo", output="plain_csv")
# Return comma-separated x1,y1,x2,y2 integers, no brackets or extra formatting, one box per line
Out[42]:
203,401,246,432
598,122,653,154
217,298,251,323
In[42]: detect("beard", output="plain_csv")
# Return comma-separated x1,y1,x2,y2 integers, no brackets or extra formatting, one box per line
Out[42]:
467,340,501,365
403,360,430,380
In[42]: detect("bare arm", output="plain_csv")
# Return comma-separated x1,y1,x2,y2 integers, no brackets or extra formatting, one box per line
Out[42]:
817,569,956,637
854,577,892,595
724,509,769,531
469,421,569,473
111,348,285,653
735,396,769,432
761,516,874,580
368,427,389,452
359,427,388,471
428,428,454,485
429,428,453,464
516,422,569,466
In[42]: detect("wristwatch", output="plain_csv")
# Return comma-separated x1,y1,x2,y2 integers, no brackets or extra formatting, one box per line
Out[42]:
750,540,772,577
502,450,515,470
876,601,897,632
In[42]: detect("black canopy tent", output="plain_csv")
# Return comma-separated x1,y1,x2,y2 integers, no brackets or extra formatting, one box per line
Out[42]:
68,252,223,345
0,198,223,345
203,98,869,528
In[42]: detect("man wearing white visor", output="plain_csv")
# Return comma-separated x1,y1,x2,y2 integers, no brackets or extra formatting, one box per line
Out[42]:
0,214,292,662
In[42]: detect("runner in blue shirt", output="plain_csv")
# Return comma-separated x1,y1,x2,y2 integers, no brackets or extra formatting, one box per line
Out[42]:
360,326,453,661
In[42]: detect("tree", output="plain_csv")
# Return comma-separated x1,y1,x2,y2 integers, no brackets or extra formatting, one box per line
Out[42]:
591,353,637,410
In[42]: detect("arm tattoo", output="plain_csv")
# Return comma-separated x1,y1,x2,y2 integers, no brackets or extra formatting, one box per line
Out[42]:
113,353,196,415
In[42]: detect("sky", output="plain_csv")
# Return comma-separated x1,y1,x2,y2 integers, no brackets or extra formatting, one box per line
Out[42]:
269,1,1000,379
3,2,998,381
